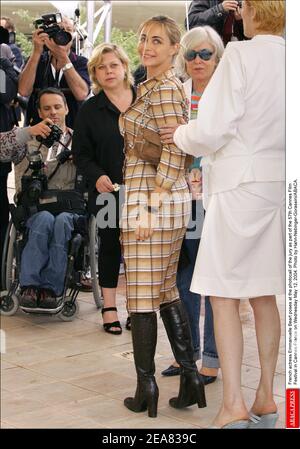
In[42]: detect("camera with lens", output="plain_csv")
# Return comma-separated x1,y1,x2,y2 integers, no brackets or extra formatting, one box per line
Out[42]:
34,12,72,46
21,150,48,204
22,124,70,203
36,123,63,148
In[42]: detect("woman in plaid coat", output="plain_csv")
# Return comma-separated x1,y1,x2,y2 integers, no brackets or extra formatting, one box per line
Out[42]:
119,16,206,418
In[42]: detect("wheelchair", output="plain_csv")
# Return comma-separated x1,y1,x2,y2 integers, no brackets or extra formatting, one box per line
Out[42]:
0,213,103,321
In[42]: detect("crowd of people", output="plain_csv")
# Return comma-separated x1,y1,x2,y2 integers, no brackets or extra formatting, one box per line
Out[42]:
0,0,285,429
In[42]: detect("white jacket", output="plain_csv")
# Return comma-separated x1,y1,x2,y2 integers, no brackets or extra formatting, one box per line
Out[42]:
174,35,285,199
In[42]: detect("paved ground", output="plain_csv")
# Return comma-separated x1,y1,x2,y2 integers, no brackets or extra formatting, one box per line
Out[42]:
1,171,285,429
0,279,286,429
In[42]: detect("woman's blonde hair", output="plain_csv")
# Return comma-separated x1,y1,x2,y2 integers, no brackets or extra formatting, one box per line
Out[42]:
138,15,181,46
245,0,285,35
88,43,134,94
175,26,224,82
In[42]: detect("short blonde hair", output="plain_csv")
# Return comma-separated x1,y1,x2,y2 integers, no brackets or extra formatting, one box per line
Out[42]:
175,26,224,81
88,43,134,94
245,0,285,35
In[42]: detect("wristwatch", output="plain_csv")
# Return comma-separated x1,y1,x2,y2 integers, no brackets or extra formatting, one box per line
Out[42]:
62,62,74,73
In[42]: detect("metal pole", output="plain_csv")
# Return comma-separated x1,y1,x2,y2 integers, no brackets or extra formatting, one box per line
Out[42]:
185,0,190,31
87,0,95,45
104,0,112,43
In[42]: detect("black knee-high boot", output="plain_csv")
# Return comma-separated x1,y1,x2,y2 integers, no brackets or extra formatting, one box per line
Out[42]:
124,312,159,418
160,301,207,409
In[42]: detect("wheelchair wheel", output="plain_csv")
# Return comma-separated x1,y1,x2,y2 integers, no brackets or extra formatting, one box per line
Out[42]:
1,219,13,289
0,291,19,316
88,215,103,309
2,221,17,291
58,299,79,321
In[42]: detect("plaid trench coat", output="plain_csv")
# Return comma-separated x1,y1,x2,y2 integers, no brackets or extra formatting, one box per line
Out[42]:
119,69,191,313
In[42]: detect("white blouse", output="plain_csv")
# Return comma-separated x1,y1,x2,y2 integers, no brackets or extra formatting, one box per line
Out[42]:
174,35,285,200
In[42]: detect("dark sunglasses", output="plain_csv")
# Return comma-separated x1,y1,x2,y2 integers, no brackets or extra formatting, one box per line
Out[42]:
184,49,214,62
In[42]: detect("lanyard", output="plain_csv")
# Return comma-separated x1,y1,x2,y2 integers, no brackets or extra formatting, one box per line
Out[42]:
51,64,63,87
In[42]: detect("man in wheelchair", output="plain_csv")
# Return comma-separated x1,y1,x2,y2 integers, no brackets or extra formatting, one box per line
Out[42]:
13,87,86,309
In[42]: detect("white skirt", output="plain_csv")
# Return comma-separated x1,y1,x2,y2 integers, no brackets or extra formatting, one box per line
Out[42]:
191,181,285,298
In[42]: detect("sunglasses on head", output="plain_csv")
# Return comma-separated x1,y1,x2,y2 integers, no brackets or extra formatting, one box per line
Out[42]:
184,49,214,62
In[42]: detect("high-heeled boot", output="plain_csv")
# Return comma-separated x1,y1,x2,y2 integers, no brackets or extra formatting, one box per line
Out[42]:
124,312,159,418
160,300,206,409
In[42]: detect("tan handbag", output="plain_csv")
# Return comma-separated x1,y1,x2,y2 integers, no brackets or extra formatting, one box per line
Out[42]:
132,83,193,169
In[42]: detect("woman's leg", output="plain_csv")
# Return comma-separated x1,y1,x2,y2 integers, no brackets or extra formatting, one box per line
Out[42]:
210,297,249,427
98,226,121,332
177,238,201,360
124,312,159,417
160,300,206,409
249,296,280,415
163,237,201,372
200,296,219,377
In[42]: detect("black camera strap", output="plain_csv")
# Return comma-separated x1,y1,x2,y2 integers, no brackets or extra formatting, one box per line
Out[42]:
47,130,73,182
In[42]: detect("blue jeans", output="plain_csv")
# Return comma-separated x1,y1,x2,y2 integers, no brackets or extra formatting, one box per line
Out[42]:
20,211,76,296
177,237,219,368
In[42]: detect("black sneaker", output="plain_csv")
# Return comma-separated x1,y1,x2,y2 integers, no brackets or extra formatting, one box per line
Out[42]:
39,288,60,309
20,287,38,307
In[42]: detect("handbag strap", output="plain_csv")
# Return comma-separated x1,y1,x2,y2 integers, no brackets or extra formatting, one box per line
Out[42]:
128,77,188,150
134,88,154,141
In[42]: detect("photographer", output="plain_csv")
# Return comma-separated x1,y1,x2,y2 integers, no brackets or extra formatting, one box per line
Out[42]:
15,87,80,308
186,1,244,45
18,14,90,128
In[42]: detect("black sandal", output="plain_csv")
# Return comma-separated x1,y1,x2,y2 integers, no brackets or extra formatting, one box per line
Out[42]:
101,307,122,335
125,315,131,331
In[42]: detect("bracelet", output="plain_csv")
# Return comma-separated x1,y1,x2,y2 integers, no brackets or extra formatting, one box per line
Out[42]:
144,205,159,214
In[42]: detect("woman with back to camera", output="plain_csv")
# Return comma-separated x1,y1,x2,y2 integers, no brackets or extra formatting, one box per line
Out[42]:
161,25,223,385
73,43,134,335
160,1,285,428
119,15,206,418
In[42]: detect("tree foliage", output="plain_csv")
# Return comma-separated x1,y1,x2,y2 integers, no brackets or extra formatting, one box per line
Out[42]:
11,9,34,58
95,28,139,70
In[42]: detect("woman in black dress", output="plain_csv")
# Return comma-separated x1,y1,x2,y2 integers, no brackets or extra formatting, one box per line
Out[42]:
73,43,134,334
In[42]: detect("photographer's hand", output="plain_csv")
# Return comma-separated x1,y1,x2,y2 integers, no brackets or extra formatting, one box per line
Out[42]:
18,30,48,97
29,119,54,138
32,29,49,56
44,36,89,101
44,36,70,66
